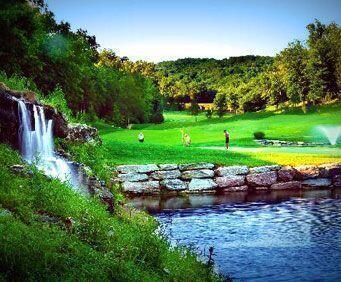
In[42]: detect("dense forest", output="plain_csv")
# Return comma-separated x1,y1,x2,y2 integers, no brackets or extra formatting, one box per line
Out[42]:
1,1,340,126
155,56,274,110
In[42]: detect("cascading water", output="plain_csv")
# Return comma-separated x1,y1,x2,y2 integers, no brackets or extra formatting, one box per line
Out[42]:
317,125,341,145
17,100,79,187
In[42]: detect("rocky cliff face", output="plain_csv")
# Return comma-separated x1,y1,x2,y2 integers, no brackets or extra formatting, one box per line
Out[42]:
0,83,68,149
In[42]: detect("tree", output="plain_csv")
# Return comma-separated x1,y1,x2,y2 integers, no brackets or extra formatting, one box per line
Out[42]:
277,41,310,105
236,77,267,112
306,53,326,104
267,69,287,108
307,20,340,100
214,92,227,117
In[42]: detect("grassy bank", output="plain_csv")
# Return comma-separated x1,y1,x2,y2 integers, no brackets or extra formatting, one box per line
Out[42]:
0,144,220,281
82,104,340,167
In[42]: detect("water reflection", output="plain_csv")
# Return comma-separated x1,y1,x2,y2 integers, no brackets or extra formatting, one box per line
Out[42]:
128,189,341,281
128,189,341,213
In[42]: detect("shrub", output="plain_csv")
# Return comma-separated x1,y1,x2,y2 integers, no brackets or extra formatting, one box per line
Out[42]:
150,111,164,123
205,109,213,119
42,86,73,120
254,131,265,139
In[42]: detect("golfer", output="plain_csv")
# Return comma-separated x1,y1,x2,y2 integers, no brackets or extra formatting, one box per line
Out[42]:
224,129,230,149
138,132,144,143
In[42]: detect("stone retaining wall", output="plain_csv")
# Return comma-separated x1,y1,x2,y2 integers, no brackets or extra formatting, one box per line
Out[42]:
114,163,341,194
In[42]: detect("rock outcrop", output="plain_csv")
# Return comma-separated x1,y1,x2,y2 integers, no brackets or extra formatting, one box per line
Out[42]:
0,82,68,149
122,181,160,194
151,170,181,180
88,176,115,213
117,164,159,174
66,123,100,143
270,181,301,190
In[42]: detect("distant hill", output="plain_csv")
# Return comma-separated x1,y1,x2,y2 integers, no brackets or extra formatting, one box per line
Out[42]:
155,56,274,103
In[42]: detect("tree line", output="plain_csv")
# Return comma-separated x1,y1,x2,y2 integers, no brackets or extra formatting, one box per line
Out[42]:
152,21,340,115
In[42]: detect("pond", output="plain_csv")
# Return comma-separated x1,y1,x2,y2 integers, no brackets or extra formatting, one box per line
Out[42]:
128,189,341,281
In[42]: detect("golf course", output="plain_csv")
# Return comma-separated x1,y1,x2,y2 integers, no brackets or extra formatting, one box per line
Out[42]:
93,103,341,167
1,1,341,281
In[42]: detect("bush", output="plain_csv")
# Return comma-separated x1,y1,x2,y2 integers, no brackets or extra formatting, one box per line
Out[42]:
254,131,265,139
205,109,213,119
150,99,164,124
42,86,73,121
150,111,164,123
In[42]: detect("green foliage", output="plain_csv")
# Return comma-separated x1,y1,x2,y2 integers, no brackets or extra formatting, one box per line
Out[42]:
0,1,163,125
205,109,213,119
190,99,200,117
214,92,227,117
2,0,338,121
155,56,273,106
279,41,310,104
156,20,340,113
61,141,110,181
42,86,73,120
307,20,340,97
0,144,219,281
0,72,42,100
150,98,165,124
254,131,265,140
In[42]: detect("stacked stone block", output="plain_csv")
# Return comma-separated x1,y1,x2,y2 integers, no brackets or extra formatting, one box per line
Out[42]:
115,163,341,194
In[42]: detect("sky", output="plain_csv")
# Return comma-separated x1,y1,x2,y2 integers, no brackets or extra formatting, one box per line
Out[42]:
46,0,341,62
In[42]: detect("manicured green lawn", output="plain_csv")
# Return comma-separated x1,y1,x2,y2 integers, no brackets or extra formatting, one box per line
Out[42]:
93,104,341,166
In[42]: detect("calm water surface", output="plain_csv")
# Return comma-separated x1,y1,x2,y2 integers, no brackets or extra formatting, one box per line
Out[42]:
129,190,341,281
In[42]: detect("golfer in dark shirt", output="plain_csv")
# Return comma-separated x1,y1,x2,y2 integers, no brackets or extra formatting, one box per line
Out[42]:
224,130,230,149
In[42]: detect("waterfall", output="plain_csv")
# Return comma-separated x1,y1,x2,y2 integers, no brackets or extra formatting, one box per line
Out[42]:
17,100,78,186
